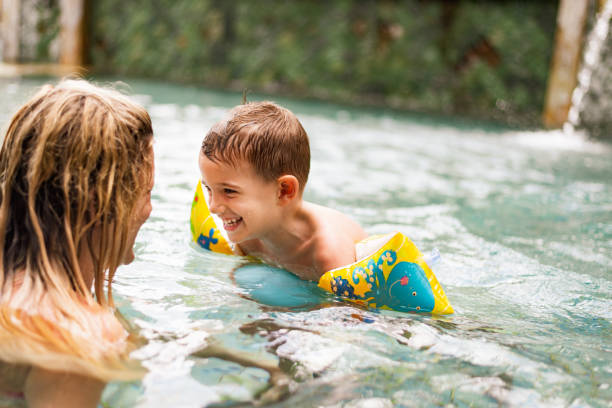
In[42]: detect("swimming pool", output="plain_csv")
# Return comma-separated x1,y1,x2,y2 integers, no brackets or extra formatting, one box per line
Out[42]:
1,78,610,407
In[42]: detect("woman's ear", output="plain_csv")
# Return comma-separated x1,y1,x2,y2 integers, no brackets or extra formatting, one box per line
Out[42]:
277,175,299,203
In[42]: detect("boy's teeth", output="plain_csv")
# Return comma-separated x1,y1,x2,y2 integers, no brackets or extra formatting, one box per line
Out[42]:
225,217,241,225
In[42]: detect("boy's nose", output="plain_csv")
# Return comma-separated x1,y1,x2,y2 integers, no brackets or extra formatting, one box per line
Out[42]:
208,196,224,215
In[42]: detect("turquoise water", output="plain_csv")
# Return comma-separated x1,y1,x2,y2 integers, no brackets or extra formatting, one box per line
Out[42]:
1,78,611,407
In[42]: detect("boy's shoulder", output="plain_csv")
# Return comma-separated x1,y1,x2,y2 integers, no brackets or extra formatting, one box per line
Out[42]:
306,202,367,272
307,202,365,239
312,235,354,273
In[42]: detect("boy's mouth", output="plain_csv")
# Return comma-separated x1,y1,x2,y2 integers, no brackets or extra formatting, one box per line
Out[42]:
223,216,243,232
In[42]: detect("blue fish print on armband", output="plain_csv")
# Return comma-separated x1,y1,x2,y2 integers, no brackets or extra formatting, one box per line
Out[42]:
381,262,435,312
337,249,435,312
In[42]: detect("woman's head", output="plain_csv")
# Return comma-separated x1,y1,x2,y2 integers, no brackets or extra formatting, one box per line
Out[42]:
0,79,154,306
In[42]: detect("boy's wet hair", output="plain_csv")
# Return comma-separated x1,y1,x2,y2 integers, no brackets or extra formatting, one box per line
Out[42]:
201,101,310,190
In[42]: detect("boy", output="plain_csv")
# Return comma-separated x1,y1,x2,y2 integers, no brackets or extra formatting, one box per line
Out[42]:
199,101,367,282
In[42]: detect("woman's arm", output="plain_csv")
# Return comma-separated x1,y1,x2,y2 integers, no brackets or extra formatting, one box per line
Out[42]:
24,367,105,408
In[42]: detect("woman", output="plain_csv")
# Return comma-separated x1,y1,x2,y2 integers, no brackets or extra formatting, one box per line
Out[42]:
0,80,154,407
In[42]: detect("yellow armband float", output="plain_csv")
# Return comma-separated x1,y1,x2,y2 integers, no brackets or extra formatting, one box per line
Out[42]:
190,180,233,255
190,181,453,314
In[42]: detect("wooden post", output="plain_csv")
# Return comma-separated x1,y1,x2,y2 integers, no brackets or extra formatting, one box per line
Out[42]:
59,0,86,66
2,0,20,63
543,0,589,128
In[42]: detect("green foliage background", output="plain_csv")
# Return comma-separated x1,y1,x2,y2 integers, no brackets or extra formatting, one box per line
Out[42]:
88,0,559,126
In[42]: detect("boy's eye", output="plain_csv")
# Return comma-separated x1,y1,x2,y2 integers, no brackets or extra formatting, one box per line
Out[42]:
223,188,237,195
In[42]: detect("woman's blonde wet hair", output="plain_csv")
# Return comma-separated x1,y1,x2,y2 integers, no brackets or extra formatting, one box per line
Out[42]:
0,79,153,381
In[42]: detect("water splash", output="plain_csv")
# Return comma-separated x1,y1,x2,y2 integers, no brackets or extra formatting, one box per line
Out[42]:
565,1,612,138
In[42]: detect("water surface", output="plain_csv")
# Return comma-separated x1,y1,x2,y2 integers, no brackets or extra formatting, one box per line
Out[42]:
1,78,610,408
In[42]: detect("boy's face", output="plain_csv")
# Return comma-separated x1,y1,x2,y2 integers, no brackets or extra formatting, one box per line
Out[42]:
199,152,281,244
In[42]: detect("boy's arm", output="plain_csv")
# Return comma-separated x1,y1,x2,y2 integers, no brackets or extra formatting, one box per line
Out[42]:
233,243,246,256
314,211,368,274
235,239,262,257
314,236,360,274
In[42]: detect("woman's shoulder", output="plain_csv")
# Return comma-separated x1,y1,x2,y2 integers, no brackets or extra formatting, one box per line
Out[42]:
0,361,28,398
0,298,143,382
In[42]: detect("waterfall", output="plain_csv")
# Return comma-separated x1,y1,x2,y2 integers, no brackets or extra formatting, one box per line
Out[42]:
565,1,612,139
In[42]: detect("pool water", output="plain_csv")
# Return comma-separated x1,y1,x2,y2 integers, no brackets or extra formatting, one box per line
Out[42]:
1,78,611,407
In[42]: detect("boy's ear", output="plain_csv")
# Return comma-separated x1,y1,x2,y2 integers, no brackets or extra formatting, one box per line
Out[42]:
277,175,299,203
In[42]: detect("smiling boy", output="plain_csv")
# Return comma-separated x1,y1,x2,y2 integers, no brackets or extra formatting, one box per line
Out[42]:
199,102,367,281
